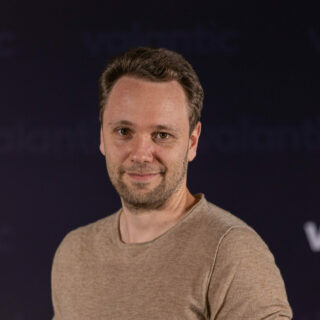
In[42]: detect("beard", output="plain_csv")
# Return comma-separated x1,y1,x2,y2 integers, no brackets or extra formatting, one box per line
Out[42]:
106,151,188,211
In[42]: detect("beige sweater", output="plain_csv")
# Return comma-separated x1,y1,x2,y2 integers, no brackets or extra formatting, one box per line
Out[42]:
51,194,293,319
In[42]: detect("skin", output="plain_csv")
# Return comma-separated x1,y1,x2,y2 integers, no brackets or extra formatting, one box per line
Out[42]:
100,76,201,243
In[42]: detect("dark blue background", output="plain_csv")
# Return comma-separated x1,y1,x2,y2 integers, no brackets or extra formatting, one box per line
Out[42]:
1,2,319,319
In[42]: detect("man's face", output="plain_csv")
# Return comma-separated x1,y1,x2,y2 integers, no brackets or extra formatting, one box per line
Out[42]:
100,76,200,210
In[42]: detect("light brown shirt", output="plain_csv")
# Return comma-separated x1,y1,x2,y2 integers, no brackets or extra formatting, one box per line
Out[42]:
51,194,293,319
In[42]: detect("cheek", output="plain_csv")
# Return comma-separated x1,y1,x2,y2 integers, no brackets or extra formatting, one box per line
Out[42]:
106,148,122,163
156,146,187,167
105,142,131,166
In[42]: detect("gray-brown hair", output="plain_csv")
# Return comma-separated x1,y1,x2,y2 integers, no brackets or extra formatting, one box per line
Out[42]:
98,47,204,134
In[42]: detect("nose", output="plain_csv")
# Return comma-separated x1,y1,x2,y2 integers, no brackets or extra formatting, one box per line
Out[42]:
130,134,154,163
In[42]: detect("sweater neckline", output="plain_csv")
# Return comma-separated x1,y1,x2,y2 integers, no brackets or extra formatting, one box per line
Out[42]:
113,193,206,248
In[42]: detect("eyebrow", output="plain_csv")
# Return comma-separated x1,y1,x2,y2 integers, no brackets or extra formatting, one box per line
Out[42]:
107,121,179,134
153,125,179,133
107,120,133,127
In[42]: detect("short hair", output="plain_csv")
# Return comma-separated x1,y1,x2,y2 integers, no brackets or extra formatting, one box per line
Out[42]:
98,47,204,134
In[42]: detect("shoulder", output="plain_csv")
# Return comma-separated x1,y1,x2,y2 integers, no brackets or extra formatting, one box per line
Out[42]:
204,201,269,254
208,229,293,319
176,196,268,272
188,197,253,245
200,200,274,266
179,196,292,318
198,199,274,271
202,205,293,319
214,226,272,265
188,197,282,278
204,200,249,230
53,212,118,267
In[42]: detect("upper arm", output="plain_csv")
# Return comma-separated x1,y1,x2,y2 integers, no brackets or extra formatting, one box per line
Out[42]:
207,227,293,320
51,240,64,320
51,230,82,320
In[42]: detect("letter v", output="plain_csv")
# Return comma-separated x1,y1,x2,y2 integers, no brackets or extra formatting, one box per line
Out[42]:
304,221,320,252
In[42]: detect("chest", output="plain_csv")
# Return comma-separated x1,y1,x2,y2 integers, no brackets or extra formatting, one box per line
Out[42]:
62,243,213,319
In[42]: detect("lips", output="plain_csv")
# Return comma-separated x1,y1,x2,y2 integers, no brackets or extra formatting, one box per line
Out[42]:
126,172,160,182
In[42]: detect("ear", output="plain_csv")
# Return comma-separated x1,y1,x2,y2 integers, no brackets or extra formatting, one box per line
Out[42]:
187,121,201,162
99,127,106,156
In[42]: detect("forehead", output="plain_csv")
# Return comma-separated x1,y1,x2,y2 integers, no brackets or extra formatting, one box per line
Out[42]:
103,76,189,128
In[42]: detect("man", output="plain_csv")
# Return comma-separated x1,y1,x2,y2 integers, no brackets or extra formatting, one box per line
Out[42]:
51,47,293,319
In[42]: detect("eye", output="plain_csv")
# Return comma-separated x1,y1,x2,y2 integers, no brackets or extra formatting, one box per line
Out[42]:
155,132,170,140
117,127,131,137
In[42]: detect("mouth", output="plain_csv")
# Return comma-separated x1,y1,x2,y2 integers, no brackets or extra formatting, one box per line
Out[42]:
126,172,160,182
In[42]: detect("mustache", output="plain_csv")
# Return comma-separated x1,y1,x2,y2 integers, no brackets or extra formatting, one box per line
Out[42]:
119,165,166,174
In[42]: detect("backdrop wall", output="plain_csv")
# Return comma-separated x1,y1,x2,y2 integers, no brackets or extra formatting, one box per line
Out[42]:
1,2,319,319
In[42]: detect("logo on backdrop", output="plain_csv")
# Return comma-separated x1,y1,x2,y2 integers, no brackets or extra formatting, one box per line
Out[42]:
309,26,320,54
0,31,15,58
203,116,320,153
1,116,320,156
304,221,320,252
83,22,240,57
0,121,97,156
0,224,16,254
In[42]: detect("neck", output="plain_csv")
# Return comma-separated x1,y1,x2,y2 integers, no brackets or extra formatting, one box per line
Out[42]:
119,187,196,243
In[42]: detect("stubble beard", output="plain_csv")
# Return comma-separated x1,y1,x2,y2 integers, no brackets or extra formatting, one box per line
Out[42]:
106,152,189,212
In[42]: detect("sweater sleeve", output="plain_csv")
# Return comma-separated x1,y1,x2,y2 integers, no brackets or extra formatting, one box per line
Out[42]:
51,238,64,320
51,230,82,320
207,227,293,320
